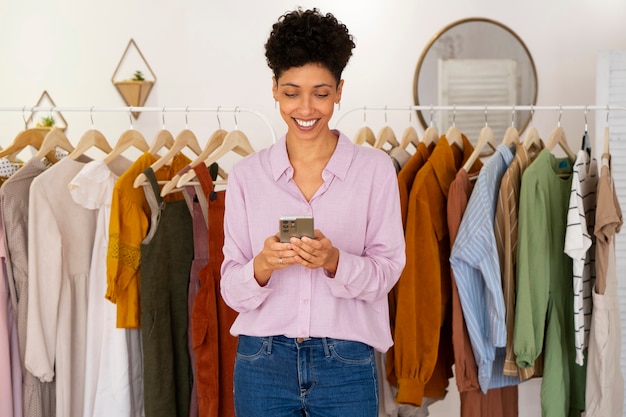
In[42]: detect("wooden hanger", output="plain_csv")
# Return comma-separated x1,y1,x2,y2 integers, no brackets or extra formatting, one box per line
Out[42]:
422,125,439,148
133,129,202,188
400,126,420,150
522,125,541,152
175,128,254,190
159,128,228,196
67,129,112,160
354,126,376,146
103,129,150,165
148,129,175,155
546,126,575,160
446,125,464,151
0,128,47,162
374,126,400,149
35,128,75,160
501,126,520,147
462,124,497,172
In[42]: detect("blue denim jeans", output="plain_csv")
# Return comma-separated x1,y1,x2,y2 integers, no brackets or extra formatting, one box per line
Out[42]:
233,335,379,417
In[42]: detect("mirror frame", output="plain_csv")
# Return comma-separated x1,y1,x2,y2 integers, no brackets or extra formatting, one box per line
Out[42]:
413,17,538,134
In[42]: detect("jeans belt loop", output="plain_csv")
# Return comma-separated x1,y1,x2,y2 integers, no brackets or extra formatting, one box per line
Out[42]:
267,336,273,354
321,337,330,357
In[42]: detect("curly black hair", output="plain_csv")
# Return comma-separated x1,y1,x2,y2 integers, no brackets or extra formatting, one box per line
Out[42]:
265,8,356,84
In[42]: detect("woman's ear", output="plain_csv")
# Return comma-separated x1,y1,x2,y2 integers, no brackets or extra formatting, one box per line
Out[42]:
272,77,278,101
336,79,344,103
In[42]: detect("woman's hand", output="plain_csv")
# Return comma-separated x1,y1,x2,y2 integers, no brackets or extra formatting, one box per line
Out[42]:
289,230,339,275
253,234,296,286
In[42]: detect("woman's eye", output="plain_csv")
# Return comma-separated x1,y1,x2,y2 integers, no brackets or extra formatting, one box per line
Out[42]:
284,93,297,98
316,94,329,98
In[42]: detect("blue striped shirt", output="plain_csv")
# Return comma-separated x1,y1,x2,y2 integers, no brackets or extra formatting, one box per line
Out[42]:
450,144,520,393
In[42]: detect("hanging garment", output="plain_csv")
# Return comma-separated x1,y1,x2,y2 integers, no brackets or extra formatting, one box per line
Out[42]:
68,159,144,417
585,153,624,417
564,150,597,366
106,152,191,329
514,149,585,417
182,163,211,417
141,167,194,417
0,157,56,417
391,135,474,406
450,144,520,393
0,204,23,417
449,167,518,417
494,142,544,380
386,141,433,388
26,156,96,417
191,162,238,417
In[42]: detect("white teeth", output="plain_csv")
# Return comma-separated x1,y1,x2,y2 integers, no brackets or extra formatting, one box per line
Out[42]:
296,119,316,127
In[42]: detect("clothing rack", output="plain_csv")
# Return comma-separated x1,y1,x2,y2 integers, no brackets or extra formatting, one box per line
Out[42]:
0,105,278,143
334,104,626,128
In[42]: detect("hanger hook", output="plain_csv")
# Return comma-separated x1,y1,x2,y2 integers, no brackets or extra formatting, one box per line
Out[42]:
384,105,388,124
22,105,28,129
162,106,166,130
584,105,588,131
511,105,516,127
429,104,434,127
558,104,562,127
128,107,133,130
530,104,535,126
409,106,413,124
90,106,95,129
234,106,239,130
216,105,222,129
452,104,456,127
484,106,488,127
185,106,189,129
363,106,367,124
606,104,610,124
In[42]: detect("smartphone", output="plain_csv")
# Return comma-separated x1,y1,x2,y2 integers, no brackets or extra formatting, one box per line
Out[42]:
279,216,314,243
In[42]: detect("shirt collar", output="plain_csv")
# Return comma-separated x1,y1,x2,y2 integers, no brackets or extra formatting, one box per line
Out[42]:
269,130,354,182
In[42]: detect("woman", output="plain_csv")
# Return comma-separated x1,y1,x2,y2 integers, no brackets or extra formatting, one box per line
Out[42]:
220,8,406,416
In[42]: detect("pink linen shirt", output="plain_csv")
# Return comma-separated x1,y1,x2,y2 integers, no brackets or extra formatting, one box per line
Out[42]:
220,131,406,352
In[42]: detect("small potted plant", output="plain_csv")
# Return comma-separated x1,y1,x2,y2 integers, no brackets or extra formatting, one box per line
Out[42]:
36,115,55,129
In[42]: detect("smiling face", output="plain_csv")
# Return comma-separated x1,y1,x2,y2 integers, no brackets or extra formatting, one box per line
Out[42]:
273,63,343,143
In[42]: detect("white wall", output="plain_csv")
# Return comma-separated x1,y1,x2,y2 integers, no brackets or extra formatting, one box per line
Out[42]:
1,1,625,416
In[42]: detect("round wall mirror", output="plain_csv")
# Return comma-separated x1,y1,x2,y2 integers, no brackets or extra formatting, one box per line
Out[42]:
414,17,537,142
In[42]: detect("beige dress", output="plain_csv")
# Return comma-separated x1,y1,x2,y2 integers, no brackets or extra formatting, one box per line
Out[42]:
25,156,95,417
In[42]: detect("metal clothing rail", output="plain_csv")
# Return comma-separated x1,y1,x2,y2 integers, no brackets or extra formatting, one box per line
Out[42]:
334,104,626,128
0,105,278,143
